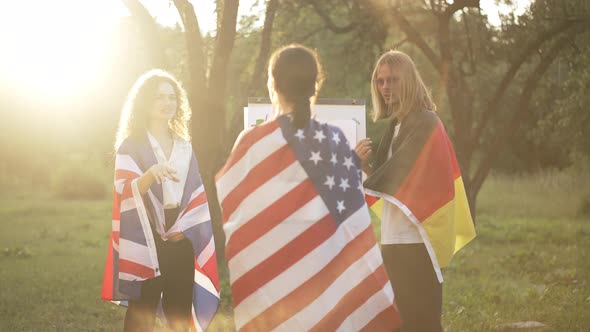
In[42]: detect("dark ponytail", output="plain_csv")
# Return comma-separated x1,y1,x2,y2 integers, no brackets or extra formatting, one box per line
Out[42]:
268,44,324,129
293,97,311,128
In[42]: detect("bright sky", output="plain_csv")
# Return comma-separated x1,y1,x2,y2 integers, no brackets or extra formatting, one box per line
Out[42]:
0,0,530,103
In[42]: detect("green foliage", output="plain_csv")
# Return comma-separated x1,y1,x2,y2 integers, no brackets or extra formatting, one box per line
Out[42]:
51,154,111,200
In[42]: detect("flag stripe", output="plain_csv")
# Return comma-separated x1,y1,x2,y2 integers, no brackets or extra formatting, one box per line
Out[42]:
228,195,328,282
232,213,334,306
223,161,307,245
395,125,454,222
222,144,295,220
118,238,154,266
118,259,155,279
216,121,281,180
275,245,385,331
239,225,376,331
115,154,142,175
226,179,318,261
181,190,207,218
357,291,400,332
232,207,374,328
115,169,140,181
309,264,390,332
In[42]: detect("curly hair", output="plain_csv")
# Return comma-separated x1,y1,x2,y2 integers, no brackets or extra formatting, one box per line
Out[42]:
114,69,191,150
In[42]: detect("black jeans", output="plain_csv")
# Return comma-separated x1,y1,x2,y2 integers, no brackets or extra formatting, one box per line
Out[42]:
381,243,443,332
124,208,195,332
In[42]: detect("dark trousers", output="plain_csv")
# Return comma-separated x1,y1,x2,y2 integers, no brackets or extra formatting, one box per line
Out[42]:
124,208,195,332
381,243,443,332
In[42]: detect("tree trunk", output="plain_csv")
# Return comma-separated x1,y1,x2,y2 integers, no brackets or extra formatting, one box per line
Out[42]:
174,0,240,263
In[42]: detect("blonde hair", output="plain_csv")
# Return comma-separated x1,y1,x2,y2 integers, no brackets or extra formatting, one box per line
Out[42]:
115,69,191,150
370,50,436,122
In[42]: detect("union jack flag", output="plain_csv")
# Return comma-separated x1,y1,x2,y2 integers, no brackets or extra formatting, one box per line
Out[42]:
101,135,219,331
216,115,401,331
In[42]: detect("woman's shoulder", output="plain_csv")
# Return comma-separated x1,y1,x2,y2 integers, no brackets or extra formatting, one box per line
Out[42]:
403,109,440,131
233,118,284,151
117,135,145,154
174,135,193,149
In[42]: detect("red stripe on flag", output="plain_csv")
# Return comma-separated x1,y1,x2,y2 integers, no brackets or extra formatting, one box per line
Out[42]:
226,179,317,261
119,259,155,279
231,213,335,307
100,232,115,300
309,264,391,332
239,226,376,331
201,254,220,291
364,194,379,207
112,190,121,220
115,169,140,181
395,123,454,221
221,144,296,221
216,120,280,180
181,191,207,218
360,303,402,332
121,182,134,201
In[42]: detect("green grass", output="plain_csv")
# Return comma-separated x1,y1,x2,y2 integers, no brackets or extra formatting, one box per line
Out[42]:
1,171,589,331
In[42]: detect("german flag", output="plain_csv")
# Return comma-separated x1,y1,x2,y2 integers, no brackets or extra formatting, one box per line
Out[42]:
364,110,476,282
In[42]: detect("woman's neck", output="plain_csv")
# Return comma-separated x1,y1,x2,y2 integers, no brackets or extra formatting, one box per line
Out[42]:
149,121,171,140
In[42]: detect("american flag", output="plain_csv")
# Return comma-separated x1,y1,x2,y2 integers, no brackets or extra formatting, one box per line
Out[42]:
101,136,220,332
216,115,401,331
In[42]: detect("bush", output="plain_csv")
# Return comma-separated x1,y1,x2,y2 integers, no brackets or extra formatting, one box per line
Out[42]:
51,154,111,200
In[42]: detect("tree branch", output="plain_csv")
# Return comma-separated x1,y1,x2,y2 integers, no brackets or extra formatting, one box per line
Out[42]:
472,20,582,145
390,7,441,70
470,27,585,193
208,0,240,96
173,0,206,105
307,0,356,33
443,0,479,19
249,0,279,96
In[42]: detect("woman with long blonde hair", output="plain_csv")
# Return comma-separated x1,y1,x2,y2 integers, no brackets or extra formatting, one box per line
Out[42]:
102,69,219,332
356,51,475,331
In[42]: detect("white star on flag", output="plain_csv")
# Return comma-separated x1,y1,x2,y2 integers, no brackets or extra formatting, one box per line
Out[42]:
330,153,338,166
314,129,326,143
336,200,346,213
309,151,322,165
332,132,341,144
339,178,350,192
295,129,305,141
343,156,354,170
324,175,335,190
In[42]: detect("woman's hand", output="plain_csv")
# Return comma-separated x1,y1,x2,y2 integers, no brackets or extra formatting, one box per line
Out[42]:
354,138,373,175
149,164,180,184
167,232,185,242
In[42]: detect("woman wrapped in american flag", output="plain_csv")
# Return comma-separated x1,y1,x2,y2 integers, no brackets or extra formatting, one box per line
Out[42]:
216,45,401,331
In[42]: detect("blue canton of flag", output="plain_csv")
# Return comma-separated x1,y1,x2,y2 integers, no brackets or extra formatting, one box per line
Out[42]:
278,115,365,226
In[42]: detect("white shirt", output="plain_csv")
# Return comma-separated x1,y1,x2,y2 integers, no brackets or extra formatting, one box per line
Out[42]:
147,132,192,209
380,122,423,244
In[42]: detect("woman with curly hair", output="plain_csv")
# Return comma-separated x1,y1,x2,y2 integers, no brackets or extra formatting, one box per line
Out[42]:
102,69,219,332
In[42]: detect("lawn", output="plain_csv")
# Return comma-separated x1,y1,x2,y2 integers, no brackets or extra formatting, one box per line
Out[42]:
1,171,588,331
